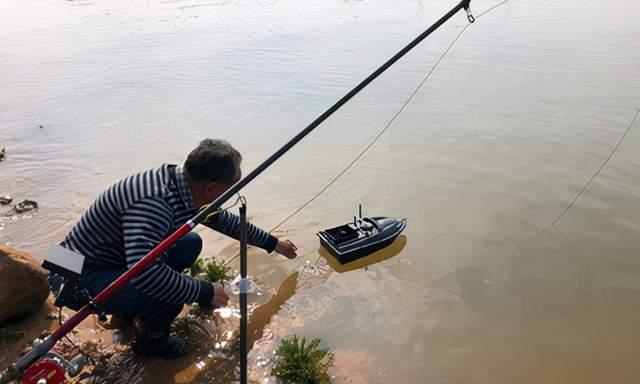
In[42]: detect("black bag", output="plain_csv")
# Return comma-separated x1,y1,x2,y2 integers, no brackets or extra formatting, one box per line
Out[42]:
48,273,91,311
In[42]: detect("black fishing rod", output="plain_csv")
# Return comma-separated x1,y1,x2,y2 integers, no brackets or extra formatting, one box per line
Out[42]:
0,1,473,383
193,0,474,225
208,2,474,377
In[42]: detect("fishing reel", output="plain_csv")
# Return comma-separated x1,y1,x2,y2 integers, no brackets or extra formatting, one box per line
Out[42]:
20,340,87,384
21,358,65,384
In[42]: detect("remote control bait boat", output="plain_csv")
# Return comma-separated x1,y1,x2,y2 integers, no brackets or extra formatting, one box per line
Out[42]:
318,205,407,264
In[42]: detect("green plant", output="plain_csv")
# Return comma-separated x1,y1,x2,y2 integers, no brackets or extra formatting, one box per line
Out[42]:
203,259,232,282
272,335,334,384
188,258,232,282
189,258,205,278
182,258,231,339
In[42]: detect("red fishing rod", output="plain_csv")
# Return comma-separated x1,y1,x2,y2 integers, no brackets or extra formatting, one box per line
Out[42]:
0,1,473,382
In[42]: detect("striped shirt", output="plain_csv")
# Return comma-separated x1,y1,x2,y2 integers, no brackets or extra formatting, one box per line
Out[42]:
62,164,278,305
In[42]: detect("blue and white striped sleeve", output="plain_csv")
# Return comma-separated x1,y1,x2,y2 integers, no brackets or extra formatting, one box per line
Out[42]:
122,197,212,305
202,209,278,253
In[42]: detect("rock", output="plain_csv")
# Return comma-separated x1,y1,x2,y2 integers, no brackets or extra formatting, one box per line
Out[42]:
3,199,38,216
0,195,11,205
0,246,50,323
0,147,5,161
0,328,25,343
14,199,38,213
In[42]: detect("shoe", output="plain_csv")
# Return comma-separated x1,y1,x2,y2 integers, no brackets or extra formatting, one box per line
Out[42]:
111,313,136,327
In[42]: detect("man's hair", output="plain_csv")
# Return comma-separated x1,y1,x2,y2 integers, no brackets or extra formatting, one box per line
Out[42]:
184,139,242,184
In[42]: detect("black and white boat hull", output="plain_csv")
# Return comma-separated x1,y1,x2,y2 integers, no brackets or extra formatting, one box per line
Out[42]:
318,216,407,264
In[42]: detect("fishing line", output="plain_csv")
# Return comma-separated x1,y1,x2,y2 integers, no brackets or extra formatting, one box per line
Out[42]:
198,194,246,224
268,0,509,234
414,109,639,299
550,109,639,228
223,0,509,268
520,108,640,246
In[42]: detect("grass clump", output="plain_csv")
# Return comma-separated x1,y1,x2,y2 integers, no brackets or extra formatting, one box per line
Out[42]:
172,308,217,348
181,258,231,321
272,335,334,384
188,258,232,283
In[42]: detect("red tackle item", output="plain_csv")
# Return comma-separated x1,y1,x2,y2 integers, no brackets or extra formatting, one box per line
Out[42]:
22,359,65,384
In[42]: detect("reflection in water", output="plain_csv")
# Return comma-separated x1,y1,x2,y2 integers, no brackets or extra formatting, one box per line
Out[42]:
247,272,298,346
213,307,240,319
170,272,298,384
319,235,407,273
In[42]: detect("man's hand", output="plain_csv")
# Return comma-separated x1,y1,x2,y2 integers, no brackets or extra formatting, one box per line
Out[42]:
211,282,229,309
275,238,298,259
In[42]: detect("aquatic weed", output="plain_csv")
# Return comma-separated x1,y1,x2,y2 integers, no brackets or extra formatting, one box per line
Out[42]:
85,349,145,384
189,258,232,283
189,258,205,277
172,310,217,348
272,335,334,384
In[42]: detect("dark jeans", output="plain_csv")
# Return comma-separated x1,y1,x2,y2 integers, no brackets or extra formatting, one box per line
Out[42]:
80,232,202,330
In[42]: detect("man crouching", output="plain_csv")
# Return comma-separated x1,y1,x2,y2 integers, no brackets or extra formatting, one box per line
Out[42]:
61,139,297,358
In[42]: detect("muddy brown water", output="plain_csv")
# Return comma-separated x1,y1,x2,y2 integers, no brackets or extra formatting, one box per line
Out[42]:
2,0,640,382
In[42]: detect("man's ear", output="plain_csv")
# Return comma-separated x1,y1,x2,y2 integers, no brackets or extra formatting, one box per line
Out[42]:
206,182,218,196
206,182,227,197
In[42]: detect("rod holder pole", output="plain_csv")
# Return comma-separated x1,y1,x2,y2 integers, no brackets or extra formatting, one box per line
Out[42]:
239,201,248,384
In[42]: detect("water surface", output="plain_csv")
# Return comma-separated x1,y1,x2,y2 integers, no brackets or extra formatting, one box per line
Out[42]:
2,0,640,382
